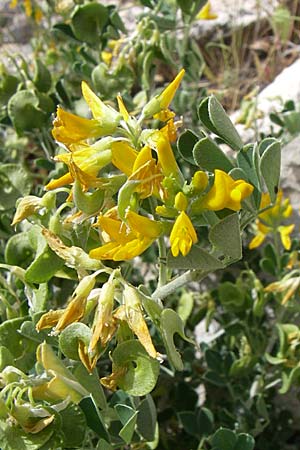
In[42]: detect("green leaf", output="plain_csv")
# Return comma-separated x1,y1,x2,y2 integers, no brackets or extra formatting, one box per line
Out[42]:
96,440,113,450
196,407,214,436
259,258,276,276
73,179,104,215
74,365,107,410
193,137,234,172
71,3,109,45
136,395,157,441
283,111,300,134
198,96,243,151
25,246,64,284
116,405,138,444
27,283,48,313
160,308,194,371
259,140,281,202
218,282,245,310
24,228,64,284
79,395,110,441
0,73,19,106
203,370,227,386
5,232,34,267
110,9,126,33
280,365,300,394
110,340,160,396
209,213,242,262
0,421,54,450
167,245,224,270
0,317,28,358
178,411,199,437
177,129,200,164
177,292,194,323
59,404,86,448
211,428,237,450
59,323,92,360
33,60,52,93
115,404,136,426
178,407,214,439
235,433,255,450
0,164,32,211
0,346,14,371
8,90,47,134
237,145,260,188
205,349,223,372
229,355,257,376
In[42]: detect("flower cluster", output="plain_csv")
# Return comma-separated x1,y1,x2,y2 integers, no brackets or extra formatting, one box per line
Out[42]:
249,191,294,250
43,69,254,261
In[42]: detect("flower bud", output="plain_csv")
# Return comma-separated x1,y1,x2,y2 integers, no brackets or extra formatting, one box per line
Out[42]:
174,192,188,211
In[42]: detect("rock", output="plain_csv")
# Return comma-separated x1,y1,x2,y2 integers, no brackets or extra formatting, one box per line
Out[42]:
232,58,300,143
281,135,300,220
191,0,279,41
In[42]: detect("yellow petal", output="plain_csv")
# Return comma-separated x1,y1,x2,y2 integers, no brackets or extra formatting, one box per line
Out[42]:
123,285,157,358
11,195,42,226
36,309,64,331
142,69,185,118
117,95,130,122
196,1,218,20
158,69,185,110
52,106,103,146
126,210,162,238
170,211,198,257
249,232,266,249
149,131,181,180
45,172,73,190
89,277,116,352
111,141,138,176
202,170,253,211
278,224,295,250
81,81,120,128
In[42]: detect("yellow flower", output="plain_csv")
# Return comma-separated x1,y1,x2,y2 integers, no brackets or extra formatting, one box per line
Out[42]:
170,211,198,257
129,145,164,198
196,1,218,20
114,285,157,358
10,0,32,17
117,95,130,122
111,141,138,176
89,210,162,261
278,225,295,251
174,192,188,211
201,169,254,211
248,221,270,249
265,275,300,305
89,276,116,354
147,130,183,184
46,138,113,190
191,170,209,193
101,50,113,66
157,69,185,110
111,142,164,199
142,69,185,118
37,275,96,334
52,106,104,146
52,82,120,147
249,191,295,250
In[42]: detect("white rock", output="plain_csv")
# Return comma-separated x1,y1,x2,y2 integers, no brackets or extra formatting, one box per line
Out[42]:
232,58,300,142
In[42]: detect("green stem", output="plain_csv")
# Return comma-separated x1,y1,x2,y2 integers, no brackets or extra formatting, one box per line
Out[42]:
266,304,286,355
273,230,282,277
148,198,168,288
157,235,167,288
152,269,209,300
